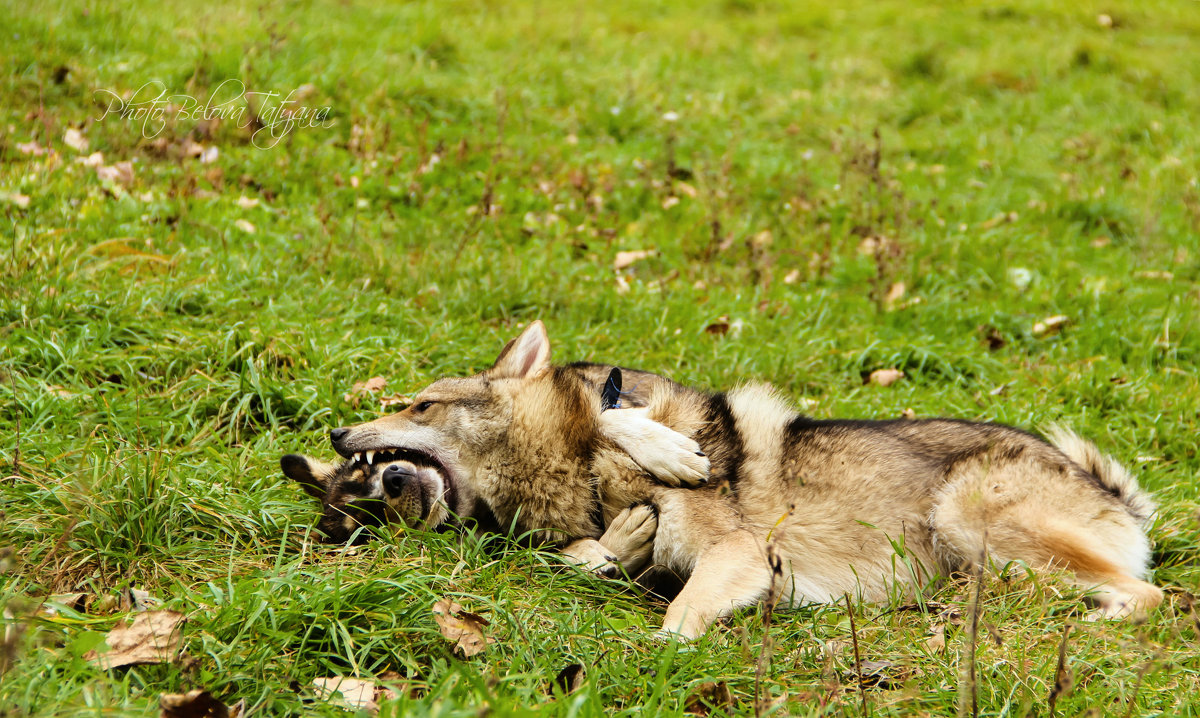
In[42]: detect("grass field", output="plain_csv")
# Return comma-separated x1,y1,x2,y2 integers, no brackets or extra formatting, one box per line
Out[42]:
2,0,1199,714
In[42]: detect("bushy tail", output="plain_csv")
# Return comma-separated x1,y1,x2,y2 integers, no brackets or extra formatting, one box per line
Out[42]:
1045,425,1157,527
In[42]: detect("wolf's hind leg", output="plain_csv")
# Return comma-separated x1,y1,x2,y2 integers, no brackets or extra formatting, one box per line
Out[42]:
932,473,1163,620
658,530,772,640
599,408,710,487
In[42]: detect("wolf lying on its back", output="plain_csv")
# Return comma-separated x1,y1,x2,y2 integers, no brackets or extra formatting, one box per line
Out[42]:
283,330,709,574
287,321,1162,639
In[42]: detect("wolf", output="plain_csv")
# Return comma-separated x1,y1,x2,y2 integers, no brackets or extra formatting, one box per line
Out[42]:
285,321,1163,639
282,339,708,574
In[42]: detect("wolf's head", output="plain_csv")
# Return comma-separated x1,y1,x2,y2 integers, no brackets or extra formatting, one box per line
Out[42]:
315,321,604,541
280,452,465,543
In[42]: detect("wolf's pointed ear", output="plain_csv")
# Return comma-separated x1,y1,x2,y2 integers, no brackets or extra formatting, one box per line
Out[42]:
281,453,335,500
489,320,551,379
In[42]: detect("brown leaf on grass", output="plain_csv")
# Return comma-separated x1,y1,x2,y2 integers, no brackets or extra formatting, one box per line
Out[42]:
855,659,913,689
160,690,244,718
40,592,88,616
883,281,906,309
121,587,162,612
432,599,494,657
925,623,946,652
85,610,185,669
1031,315,1070,338
344,376,388,405
868,369,904,387
551,663,585,695
85,239,172,269
76,151,105,167
16,141,47,156
96,161,134,186
2,192,31,208
979,211,1018,229
312,677,397,714
63,128,89,152
182,141,219,163
684,681,734,715
613,249,656,270
979,325,1006,351
704,316,730,336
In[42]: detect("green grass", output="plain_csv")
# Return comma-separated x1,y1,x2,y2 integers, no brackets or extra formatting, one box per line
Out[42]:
2,0,1199,714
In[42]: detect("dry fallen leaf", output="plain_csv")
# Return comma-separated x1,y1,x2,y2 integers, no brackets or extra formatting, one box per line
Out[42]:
16,141,47,156
86,610,185,669
96,161,135,186
41,592,88,616
63,128,89,152
552,663,585,695
76,151,105,167
235,196,260,209
160,689,244,718
124,587,162,612
234,219,256,235
783,268,801,285
856,659,913,689
704,315,745,337
344,376,388,404
925,623,946,652
979,211,1018,229
1032,315,1070,338
869,369,905,387
613,249,656,271
883,281,906,309
980,325,1006,351
2,192,31,209
684,681,734,715
432,599,494,657
312,677,395,714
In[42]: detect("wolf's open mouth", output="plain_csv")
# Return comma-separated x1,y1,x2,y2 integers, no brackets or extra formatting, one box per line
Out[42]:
348,447,456,520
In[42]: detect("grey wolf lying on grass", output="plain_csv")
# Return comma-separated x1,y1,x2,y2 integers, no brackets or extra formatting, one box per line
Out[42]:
284,321,1163,639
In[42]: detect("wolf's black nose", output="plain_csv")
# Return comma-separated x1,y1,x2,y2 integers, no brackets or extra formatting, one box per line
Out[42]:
330,427,350,443
383,464,415,495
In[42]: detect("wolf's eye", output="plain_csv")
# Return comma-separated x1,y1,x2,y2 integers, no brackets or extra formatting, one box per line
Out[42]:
414,400,435,413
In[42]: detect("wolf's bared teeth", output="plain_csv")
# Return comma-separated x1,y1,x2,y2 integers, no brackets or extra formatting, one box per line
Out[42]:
366,450,376,465
354,452,362,462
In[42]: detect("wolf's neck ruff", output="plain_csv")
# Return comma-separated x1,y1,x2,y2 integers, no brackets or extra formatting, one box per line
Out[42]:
479,366,608,543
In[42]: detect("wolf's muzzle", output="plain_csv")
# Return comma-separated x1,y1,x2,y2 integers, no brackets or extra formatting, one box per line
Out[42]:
383,463,416,496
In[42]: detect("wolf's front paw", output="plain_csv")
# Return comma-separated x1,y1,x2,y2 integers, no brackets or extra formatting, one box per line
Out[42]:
600,409,710,487
651,627,696,645
561,538,621,577
599,503,658,572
